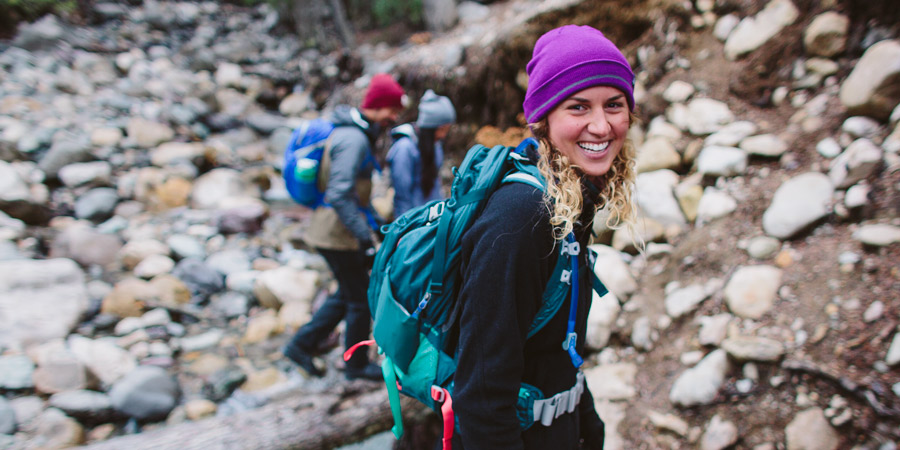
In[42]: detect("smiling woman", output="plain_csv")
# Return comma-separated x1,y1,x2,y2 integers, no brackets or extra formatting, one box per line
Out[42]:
449,24,640,450
527,24,639,241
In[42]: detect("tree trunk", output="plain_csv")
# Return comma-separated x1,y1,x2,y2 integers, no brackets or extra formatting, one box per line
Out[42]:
81,389,427,450
327,0,355,49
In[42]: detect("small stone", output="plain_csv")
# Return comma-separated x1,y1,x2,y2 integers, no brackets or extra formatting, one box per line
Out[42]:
863,301,884,322
816,137,842,158
747,236,781,259
184,399,217,421
648,410,689,436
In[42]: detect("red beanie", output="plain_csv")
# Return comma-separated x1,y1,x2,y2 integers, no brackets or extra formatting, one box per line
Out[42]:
361,73,405,110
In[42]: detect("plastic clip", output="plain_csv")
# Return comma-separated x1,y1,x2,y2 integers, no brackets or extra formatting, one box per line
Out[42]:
562,332,577,351
561,240,580,256
428,201,445,222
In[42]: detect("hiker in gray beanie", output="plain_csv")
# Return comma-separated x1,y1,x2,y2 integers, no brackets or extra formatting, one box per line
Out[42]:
387,89,457,217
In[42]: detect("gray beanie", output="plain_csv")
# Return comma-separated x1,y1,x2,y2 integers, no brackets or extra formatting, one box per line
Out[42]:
415,90,456,129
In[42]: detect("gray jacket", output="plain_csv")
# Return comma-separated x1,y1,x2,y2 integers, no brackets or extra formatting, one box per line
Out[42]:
302,105,381,250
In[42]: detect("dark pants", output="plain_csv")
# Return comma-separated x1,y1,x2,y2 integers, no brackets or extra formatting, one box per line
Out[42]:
285,247,372,370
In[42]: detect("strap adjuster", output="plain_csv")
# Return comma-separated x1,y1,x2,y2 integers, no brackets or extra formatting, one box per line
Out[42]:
561,240,580,256
431,385,446,402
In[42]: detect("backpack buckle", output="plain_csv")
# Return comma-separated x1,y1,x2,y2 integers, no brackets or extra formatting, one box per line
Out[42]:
428,201,445,222
560,269,571,284
431,385,446,402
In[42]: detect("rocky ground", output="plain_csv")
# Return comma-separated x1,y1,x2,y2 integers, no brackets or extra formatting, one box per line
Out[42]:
0,0,899,449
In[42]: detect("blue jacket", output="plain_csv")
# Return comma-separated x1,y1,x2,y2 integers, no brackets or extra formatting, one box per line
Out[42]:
386,124,444,217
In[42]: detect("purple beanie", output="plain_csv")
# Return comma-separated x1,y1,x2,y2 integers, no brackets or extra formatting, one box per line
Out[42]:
523,25,635,123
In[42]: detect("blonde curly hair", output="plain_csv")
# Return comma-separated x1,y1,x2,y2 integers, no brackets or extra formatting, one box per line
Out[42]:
530,113,640,242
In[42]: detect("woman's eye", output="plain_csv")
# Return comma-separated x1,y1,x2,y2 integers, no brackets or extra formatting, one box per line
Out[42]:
606,101,624,109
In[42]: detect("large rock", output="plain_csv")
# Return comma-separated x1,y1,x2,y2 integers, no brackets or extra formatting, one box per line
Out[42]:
0,397,14,435
669,350,730,407
108,366,179,421
886,332,900,366
724,265,783,319
839,39,900,120
587,289,620,349
684,98,735,135
68,335,137,387
589,245,637,300
739,134,788,158
0,355,35,390
696,146,748,177
828,139,883,189
31,408,85,448
665,283,710,318
635,170,686,226
423,0,458,32
803,12,849,57
253,266,320,310
636,137,681,173
853,224,900,247
0,259,90,351
48,390,115,424
190,168,260,210
12,15,66,51
126,117,175,148
762,172,833,239
585,363,637,401
785,408,839,450
696,188,737,224
721,335,785,361
724,0,799,60
48,223,123,267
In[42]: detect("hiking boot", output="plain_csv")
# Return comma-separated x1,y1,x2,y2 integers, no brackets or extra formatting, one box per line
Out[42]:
283,345,324,378
345,363,382,381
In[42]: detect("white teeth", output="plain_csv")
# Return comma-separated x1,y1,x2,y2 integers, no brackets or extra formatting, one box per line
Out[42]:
578,141,609,152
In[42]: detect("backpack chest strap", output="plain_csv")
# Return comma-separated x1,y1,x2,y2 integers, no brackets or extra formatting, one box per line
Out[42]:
532,371,584,426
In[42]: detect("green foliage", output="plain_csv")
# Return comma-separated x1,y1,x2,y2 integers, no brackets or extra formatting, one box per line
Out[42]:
0,0,77,22
372,0,422,27
347,0,423,29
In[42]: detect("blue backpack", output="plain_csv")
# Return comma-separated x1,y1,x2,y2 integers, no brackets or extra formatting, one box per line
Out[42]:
349,139,608,447
283,118,383,231
283,118,336,208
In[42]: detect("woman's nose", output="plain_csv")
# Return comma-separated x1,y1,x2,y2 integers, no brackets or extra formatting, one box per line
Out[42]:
586,112,611,135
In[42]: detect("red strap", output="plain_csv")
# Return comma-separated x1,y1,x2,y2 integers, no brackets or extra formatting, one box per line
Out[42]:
342,339,375,362
439,389,454,450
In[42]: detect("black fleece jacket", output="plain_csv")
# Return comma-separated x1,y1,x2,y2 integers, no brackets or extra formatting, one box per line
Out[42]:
454,180,605,450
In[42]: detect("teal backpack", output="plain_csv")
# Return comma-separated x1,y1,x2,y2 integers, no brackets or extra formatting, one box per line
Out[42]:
347,139,608,447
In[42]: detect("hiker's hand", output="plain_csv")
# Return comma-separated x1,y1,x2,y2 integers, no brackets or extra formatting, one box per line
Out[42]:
360,239,377,269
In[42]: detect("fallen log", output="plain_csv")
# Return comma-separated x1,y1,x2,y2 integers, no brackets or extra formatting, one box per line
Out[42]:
82,387,427,450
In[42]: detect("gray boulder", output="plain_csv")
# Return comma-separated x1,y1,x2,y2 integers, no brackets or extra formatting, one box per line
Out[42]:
109,366,179,421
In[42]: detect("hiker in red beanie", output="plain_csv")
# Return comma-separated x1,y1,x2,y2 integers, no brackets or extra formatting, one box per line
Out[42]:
284,73,406,381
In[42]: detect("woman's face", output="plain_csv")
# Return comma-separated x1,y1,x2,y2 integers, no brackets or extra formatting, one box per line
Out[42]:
546,85,630,180
435,123,452,141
